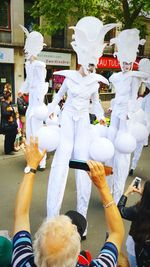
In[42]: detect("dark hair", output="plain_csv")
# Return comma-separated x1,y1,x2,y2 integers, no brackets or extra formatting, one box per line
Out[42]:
132,181,150,244
3,91,12,100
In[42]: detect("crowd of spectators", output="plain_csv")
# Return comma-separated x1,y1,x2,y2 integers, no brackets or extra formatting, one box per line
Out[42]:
0,83,28,155
1,134,149,266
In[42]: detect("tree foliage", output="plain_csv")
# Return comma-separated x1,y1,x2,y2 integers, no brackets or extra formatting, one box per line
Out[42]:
31,0,150,35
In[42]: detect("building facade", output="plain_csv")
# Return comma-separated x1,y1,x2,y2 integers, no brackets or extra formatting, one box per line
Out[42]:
0,0,76,102
0,1,150,102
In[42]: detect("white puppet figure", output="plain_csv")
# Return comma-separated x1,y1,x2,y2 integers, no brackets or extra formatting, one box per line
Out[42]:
106,29,149,203
47,17,117,220
20,26,48,170
129,59,150,175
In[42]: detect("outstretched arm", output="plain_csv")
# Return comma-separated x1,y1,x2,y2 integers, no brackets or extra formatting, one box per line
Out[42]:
87,160,124,252
13,137,46,235
117,180,142,221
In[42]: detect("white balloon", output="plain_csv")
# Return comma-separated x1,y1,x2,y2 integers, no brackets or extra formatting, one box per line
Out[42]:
34,104,48,121
89,137,115,162
129,122,148,142
37,125,60,152
132,109,147,124
115,132,136,153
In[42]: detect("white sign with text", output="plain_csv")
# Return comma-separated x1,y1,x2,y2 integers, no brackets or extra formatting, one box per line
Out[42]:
38,51,71,66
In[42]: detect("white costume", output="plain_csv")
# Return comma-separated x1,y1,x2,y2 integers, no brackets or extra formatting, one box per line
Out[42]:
130,59,150,172
142,91,150,145
107,29,148,203
20,26,48,168
47,17,117,218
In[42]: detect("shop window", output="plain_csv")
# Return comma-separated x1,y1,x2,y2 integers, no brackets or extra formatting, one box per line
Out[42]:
0,0,11,30
24,0,39,32
51,29,65,48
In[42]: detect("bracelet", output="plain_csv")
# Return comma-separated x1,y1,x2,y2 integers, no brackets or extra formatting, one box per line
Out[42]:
103,201,114,208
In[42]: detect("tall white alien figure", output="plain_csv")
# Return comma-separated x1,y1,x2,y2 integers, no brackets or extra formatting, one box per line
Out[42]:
47,17,117,220
20,26,48,169
107,29,149,203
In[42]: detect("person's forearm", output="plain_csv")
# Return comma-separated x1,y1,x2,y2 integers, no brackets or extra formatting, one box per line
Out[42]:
98,184,124,238
14,173,35,217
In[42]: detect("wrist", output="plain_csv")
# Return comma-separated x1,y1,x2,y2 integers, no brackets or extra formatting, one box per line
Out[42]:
27,163,38,170
24,166,37,174
124,192,129,197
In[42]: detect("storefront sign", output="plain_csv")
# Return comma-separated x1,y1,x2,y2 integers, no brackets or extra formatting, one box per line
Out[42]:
0,47,14,63
97,56,139,70
38,51,71,66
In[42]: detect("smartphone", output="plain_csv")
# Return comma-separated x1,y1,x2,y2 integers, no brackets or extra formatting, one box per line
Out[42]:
69,160,90,171
133,177,141,189
69,160,113,176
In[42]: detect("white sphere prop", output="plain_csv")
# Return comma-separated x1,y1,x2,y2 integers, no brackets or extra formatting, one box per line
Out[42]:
115,132,136,153
37,125,60,152
129,122,148,142
89,137,115,162
132,109,146,124
34,104,48,121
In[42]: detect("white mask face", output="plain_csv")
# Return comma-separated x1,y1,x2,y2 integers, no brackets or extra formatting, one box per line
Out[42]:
87,64,96,73
122,62,132,72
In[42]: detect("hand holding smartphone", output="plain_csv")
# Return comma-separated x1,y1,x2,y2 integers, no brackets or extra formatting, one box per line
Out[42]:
69,160,113,176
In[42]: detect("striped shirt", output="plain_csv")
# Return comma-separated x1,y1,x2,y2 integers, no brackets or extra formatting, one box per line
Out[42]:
90,242,118,267
11,231,36,267
12,231,118,267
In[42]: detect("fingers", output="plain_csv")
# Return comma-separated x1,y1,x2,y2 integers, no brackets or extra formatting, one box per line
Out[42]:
30,136,34,148
42,149,47,157
34,136,38,149
87,160,105,174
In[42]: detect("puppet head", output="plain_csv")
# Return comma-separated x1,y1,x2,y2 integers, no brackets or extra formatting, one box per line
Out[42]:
20,25,46,60
110,29,145,71
69,16,117,74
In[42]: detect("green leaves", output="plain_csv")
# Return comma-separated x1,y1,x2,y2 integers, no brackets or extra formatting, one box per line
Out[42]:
31,0,150,35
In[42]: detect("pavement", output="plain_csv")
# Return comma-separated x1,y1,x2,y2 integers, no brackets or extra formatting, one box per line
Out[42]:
0,127,149,258
0,134,24,160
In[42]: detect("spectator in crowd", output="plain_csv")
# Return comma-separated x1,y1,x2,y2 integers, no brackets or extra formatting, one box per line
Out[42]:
0,91,17,155
4,83,11,94
118,179,150,267
17,92,28,137
11,137,124,266
0,83,12,102
0,233,12,267
117,252,130,267
14,111,22,151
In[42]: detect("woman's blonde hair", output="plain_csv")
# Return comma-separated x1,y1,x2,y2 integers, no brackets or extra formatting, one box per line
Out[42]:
117,252,130,267
33,215,81,267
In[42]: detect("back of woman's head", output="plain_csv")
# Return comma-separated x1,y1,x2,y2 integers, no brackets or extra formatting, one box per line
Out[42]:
3,91,12,101
140,181,150,210
33,215,81,267
133,181,150,243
